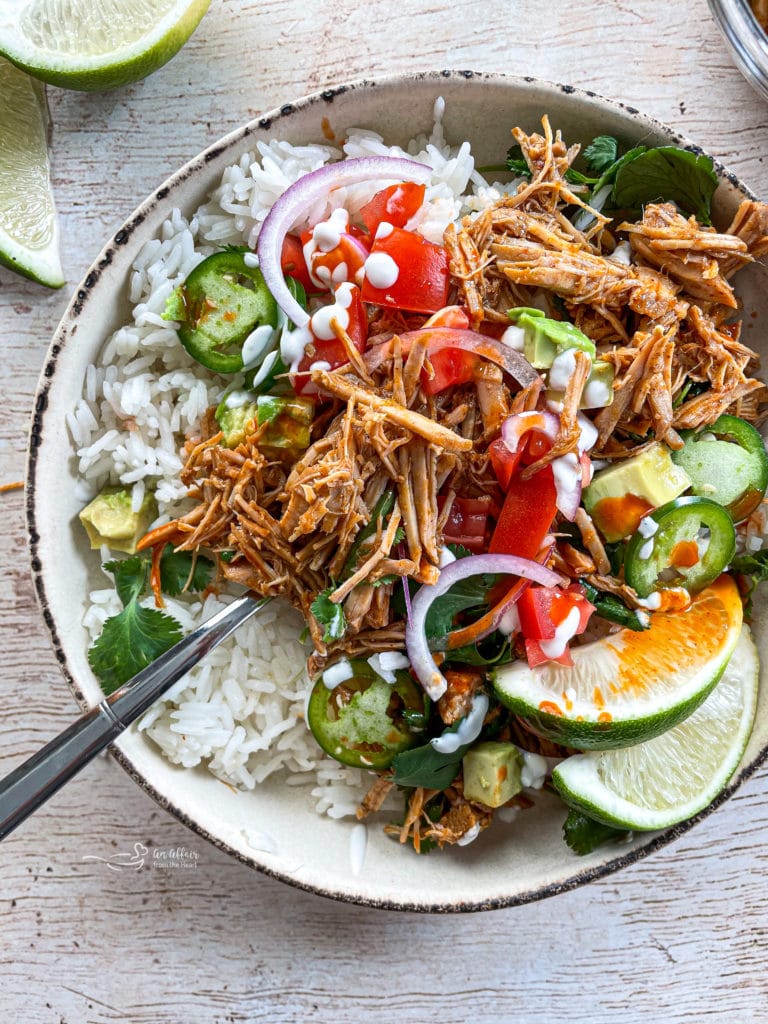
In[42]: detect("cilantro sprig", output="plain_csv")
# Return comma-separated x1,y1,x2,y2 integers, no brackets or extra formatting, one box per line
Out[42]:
88,548,214,694
562,809,630,855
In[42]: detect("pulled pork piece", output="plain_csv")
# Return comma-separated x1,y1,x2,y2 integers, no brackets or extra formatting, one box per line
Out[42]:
620,202,749,308
437,669,485,726
722,199,768,274
356,776,395,820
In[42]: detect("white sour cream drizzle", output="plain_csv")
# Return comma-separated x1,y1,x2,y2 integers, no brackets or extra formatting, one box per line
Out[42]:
582,377,612,408
249,348,279,389
243,828,277,854
368,650,410,684
241,323,277,370
549,349,578,391
636,591,662,610
456,822,482,847
430,692,490,754
498,603,520,636
438,545,457,567
520,751,548,790
538,606,581,660
349,823,368,876
610,240,632,265
243,251,260,268
310,280,355,341
303,207,350,289
363,251,399,289
224,388,254,410
375,220,394,240
637,515,659,561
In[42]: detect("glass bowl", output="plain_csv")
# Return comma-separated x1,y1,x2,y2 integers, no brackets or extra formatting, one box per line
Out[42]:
710,0,768,100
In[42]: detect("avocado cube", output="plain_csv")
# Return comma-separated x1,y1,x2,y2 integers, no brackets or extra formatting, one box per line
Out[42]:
79,486,157,554
462,741,523,807
215,399,259,448
583,441,692,542
257,395,314,451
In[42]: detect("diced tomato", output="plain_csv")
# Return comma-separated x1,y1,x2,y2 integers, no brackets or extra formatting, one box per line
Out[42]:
489,438,524,491
437,495,491,554
361,227,449,314
359,182,426,235
489,465,557,560
517,584,594,641
280,234,315,294
424,305,471,330
292,283,368,395
524,638,573,669
423,347,480,395
300,228,369,292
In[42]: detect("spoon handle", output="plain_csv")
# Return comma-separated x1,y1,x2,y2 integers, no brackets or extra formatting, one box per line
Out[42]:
0,593,270,841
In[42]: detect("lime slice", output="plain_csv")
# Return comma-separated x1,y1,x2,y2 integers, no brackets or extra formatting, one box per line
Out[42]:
492,575,743,750
0,0,211,92
551,625,759,830
0,57,62,288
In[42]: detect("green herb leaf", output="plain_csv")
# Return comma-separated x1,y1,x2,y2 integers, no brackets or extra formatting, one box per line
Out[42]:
159,546,214,596
583,135,619,174
445,635,513,666
103,556,148,607
611,146,718,223
310,587,347,643
580,580,649,632
391,737,469,789
88,603,183,694
562,809,630,855
505,144,531,179
447,542,473,560
425,571,499,639
372,574,399,587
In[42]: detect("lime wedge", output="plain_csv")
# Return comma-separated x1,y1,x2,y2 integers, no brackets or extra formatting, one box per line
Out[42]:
0,57,62,288
492,575,743,750
551,625,759,830
0,0,211,92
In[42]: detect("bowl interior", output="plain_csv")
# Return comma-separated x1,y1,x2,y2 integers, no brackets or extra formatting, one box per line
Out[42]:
27,71,768,911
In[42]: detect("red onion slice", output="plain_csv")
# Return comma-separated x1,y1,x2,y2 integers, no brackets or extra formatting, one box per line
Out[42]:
257,157,432,328
405,553,563,700
363,326,538,387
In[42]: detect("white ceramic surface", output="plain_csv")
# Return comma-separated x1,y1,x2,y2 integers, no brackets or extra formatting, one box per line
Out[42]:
26,70,768,911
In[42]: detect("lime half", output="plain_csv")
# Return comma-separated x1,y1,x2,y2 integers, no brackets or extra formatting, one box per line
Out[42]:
492,575,743,750
0,0,211,92
552,625,759,830
0,57,62,287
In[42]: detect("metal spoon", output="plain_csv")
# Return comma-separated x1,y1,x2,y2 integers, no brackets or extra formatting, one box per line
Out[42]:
0,593,270,841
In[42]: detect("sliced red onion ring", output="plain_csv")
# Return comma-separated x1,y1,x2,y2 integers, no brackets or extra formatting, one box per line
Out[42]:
363,327,538,387
500,410,560,453
405,553,563,700
257,157,432,328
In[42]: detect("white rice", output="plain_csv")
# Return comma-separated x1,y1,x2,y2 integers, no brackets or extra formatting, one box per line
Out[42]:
71,102,514,818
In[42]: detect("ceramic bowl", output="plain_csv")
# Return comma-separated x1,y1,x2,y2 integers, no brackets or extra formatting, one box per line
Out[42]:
26,70,768,912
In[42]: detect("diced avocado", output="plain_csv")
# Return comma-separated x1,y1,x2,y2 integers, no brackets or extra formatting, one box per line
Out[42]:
215,396,259,447
79,486,157,554
257,395,314,451
546,359,615,410
507,306,596,368
462,741,523,808
583,441,692,542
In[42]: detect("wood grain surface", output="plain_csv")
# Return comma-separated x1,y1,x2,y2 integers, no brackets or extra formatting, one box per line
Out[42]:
2,1,768,1020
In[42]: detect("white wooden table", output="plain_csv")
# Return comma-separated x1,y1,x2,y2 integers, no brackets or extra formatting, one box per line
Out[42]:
3,1,768,1020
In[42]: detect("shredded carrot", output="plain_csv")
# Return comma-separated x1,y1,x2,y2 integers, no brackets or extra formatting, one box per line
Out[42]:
149,543,165,609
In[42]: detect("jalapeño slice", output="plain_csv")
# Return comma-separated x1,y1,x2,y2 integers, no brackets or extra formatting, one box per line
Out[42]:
307,659,428,770
172,250,278,373
624,496,735,598
671,414,768,523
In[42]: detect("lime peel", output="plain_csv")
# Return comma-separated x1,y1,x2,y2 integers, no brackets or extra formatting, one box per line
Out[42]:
551,625,759,830
0,0,211,92
0,57,63,288
491,575,743,750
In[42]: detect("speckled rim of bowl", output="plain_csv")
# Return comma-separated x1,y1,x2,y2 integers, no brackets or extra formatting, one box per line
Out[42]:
25,69,767,913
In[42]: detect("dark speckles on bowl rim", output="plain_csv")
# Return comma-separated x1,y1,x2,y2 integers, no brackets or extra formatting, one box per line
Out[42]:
24,70,768,912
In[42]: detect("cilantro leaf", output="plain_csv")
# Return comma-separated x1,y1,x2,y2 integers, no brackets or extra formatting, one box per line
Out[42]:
88,603,183,694
562,809,630,855
391,738,469,789
343,489,396,576
103,556,148,607
505,144,531,178
583,135,619,174
611,146,718,223
372,574,399,588
730,550,768,616
158,546,214,596
310,587,346,643
425,571,498,639
580,580,649,632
